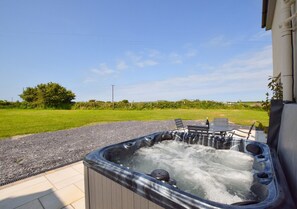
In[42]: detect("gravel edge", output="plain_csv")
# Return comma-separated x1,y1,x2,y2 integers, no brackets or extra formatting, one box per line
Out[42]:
0,120,196,186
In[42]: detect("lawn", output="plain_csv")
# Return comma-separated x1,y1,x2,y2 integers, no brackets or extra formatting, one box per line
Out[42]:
0,109,269,138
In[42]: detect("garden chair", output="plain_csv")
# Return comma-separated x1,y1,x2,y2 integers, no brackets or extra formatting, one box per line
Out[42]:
212,118,229,136
174,118,185,130
187,125,209,144
187,125,209,134
213,118,229,127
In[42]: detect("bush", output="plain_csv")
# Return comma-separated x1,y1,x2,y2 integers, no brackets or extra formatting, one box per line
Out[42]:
19,82,75,109
0,100,22,109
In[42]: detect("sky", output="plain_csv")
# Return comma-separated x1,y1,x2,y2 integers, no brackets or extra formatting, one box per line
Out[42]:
0,0,272,102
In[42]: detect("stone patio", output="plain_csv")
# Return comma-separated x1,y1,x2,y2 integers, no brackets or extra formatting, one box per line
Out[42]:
0,161,85,209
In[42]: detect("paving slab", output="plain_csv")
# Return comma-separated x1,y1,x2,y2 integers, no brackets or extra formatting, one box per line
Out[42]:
71,163,84,174
74,180,85,193
15,199,44,209
71,198,85,209
39,184,84,209
0,181,54,209
0,176,51,200
49,174,83,190
0,161,85,209
62,205,75,209
45,167,81,185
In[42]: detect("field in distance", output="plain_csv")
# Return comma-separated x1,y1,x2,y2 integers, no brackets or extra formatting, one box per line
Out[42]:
0,109,268,139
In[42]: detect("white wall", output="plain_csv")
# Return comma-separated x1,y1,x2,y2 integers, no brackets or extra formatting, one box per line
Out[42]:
271,0,294,101
271,0,282,77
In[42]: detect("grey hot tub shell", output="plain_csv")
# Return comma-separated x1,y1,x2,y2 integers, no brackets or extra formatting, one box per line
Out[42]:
84,130,295,209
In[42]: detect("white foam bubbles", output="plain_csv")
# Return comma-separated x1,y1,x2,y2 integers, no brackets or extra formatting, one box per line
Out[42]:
121,141,256,205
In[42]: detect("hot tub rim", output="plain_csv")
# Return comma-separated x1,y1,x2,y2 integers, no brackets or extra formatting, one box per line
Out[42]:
84,131,293,209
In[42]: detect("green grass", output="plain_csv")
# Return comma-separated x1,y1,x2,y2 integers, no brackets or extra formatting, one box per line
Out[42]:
0,109,269,139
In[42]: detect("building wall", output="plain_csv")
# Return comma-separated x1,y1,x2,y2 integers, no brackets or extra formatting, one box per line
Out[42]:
270,0,295,101
271,0,282,78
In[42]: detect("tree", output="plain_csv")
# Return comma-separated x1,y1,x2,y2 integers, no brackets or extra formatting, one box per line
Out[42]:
20,82,76,108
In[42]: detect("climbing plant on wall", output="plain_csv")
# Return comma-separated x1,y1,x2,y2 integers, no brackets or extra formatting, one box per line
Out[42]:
262,73,283,115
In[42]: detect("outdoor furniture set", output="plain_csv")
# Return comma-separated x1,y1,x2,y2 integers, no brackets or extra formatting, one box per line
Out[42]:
174,118,254,145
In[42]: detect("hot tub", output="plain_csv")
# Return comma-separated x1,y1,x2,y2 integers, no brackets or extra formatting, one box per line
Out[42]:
84,130,295,209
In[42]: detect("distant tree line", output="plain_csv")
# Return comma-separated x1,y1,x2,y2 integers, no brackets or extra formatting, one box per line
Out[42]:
72,99,263,110
0,82,264,110
0,99,264,111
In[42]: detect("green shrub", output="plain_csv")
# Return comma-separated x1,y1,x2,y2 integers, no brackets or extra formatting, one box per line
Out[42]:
19,82,75,108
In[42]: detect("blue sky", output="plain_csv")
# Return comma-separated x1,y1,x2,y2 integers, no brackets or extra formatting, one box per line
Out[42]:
0,0,272,102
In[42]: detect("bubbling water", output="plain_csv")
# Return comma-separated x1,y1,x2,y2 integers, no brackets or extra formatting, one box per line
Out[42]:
120,140,256,205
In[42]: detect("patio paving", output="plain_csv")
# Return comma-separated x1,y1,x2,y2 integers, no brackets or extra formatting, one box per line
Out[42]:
0,161,85,209
0,128,266,209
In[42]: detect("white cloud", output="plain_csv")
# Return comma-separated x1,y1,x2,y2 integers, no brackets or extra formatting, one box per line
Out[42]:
148,49,161,58
196,63,215,71
220,45,272,73
116,60,128,70
85,50,160,83
126,51,158,68
81,45,272,101
116,45,272,101
83,77,96,83
250,31,271,41
206,35,232,47
169,52,183,64
91,63,115,76
126,51,141,62
118,48,196,70
185,49,197,57
135,59,158,68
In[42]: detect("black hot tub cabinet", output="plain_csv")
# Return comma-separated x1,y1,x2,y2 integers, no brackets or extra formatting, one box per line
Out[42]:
83,130,295,209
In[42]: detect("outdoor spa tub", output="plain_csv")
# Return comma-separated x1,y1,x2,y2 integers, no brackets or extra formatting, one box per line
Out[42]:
83,130,295,209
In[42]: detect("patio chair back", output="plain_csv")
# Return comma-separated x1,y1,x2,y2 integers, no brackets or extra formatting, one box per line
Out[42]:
187,125,209,135
187,125,209,144
174,118,184,129
213,118,229,127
